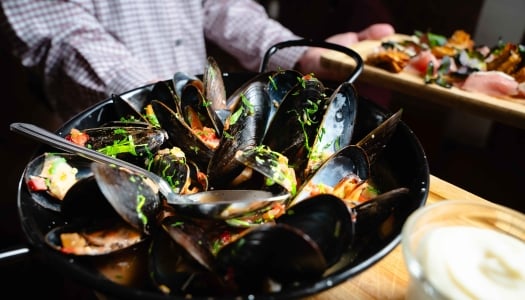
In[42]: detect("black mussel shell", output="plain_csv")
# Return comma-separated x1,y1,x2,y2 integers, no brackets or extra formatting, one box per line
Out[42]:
179,78,223,137
262,75,328,181
234,145,297,194
173,71,203,101
91,162,163,235
111,93,149,123
45,218,147,256
356,109,402,166
151,99,215,171
278,193,355,267
158,215,217,271
215,223,327,292
293,145,370,206
304,82,359,178
207,80,271,189
203,56,228,111
78,125,168,166
148,80,180,114
353,187,410,237
61,175,119,221
148,147,190,194
266,69,303,126
24,152,93,211
186,160,208,193
149,223,236,296
225,71,275,110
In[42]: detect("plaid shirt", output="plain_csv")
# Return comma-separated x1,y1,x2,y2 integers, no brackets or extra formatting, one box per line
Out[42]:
1,0,304,119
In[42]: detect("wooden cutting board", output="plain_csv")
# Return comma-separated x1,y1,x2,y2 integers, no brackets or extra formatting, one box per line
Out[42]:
321,34,525,129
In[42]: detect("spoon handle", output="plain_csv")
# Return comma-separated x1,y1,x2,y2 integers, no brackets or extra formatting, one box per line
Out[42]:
9,122,180,203
11,122,145,171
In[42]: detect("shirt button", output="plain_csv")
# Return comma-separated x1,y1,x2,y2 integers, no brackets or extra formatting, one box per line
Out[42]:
174,39,183,46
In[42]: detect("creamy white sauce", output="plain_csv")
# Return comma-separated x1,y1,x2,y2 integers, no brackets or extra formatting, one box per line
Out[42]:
417,226,525,300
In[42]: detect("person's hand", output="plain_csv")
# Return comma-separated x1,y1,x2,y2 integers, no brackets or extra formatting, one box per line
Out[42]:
295,23,395,82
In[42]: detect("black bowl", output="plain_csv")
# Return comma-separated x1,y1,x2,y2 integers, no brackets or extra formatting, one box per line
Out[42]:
16,72,429,299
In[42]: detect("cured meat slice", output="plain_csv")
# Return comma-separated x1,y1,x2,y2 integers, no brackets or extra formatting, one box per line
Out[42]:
460,71,519,98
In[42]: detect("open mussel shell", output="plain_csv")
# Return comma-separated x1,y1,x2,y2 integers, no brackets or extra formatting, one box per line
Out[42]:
148,80,180,114
78,125,168,166
178,77,224,138
148,147,191,194
150,99,214,171
91,162,163,235
158,215,217,271
44,218,147,256
61,175,119,221
262,75,328,180
215,223,327,292
356,109,403,166
292,145,370,206
111,93,149,123
173,71,203,100
213,194,354,293
278,193,355,267
186,160,208,192
207,79,271,189
225,71,275,111
352,187,410,237
23,152,94,211
304,82,359,178
110,84,152,123
234,145,297,195
203,56,228,111
149,216,238,296
266,69,303,125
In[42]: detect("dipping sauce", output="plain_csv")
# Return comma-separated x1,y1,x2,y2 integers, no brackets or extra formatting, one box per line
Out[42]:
416,225,525,299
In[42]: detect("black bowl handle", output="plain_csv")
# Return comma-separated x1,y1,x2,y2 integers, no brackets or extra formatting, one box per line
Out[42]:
259,38,364,84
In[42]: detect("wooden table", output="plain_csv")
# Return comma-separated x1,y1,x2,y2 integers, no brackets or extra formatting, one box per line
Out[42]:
320,35,525,130
306,174,488,300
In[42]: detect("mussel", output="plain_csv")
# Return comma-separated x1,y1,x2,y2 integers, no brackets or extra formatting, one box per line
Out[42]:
151,100,216,170
207,78,272,189
65,124,168,166
45,218,146,256
91,162,164,235
262,74,328,184
24,152,93,211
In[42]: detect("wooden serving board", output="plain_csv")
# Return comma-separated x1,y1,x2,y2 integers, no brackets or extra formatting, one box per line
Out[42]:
321,34,525,129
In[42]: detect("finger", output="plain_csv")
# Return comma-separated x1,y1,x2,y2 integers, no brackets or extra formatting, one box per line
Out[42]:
357,23,395,41
325,32,359,46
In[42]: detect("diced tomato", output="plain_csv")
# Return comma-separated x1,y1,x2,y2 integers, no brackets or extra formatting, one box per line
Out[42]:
65,128,90,146
408,50,439,75
219,231,233,245
27,176,47,192
194,127,220,149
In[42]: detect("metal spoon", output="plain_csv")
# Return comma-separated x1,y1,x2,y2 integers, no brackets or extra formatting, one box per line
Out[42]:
10,122,290,219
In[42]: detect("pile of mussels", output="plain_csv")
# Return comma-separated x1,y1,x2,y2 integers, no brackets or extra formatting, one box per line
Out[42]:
25,57,410,297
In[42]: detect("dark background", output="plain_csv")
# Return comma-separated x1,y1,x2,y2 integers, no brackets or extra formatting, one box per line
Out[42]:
1,0,524,298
